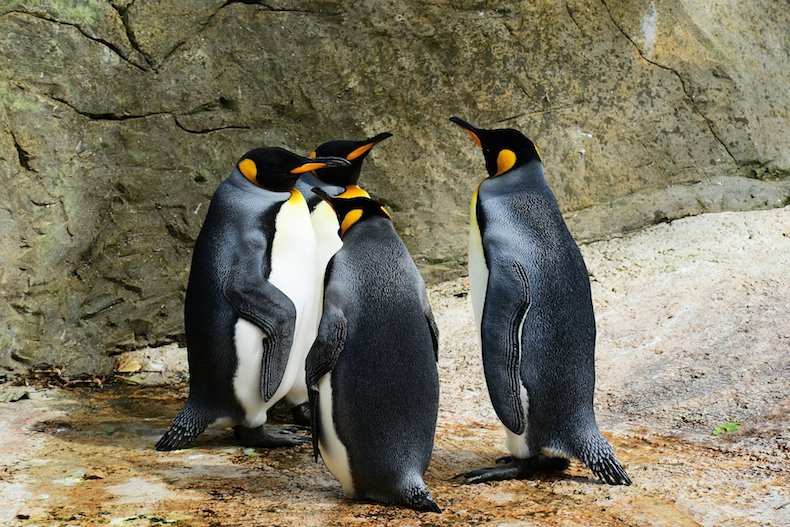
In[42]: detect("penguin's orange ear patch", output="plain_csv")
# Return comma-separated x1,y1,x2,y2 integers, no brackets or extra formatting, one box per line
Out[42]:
340,209,363,236
239,158,257,183
534,143,542,162
308,151,317,159
380,206,391,219
338,185,370,199
495,149,516,176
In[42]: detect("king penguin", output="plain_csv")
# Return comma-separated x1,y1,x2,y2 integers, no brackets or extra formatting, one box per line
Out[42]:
284,133,393,426
305,191,442,512
155,147,349,451
449,116,631,486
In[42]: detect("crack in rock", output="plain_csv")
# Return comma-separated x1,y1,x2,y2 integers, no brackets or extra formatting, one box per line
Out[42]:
173,116,251,135
9,131,35,172
14,82,250,135
1,10,148,72
109,0,153,70
566,1,587,37
44,91,170,121
599,0,739,165
224,1,336,15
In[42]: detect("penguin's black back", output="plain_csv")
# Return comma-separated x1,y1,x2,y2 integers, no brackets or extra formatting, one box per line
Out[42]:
184,172,284,416
476,161,597,444
327,217,439,498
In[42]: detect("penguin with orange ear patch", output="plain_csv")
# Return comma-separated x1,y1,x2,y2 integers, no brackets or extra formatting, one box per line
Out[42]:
296,132,393,206
285,133,393,425
155,147,349,451
449,117,631,486
305,191,441,513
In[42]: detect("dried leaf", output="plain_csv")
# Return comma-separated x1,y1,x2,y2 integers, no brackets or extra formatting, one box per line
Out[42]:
116,357,143,373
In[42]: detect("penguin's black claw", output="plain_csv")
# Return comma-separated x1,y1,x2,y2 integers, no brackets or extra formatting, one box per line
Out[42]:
233,424,310,448
290,402,312,427
495,455,513,464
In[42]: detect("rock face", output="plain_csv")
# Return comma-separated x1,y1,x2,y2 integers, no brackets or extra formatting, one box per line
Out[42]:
1,0,788,375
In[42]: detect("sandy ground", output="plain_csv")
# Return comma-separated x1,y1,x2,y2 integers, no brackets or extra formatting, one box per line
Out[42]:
1,207,788,526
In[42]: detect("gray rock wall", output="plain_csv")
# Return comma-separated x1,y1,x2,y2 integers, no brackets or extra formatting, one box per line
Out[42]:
1,0,788,375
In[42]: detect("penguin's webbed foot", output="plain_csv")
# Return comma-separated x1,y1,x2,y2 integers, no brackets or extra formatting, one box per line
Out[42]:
454,462,526,484
454,455,570,484
233,424,310,448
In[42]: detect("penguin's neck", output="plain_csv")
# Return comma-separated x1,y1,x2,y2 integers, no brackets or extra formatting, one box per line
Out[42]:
296,171,323,190
478,161,549,203
227,170,291,200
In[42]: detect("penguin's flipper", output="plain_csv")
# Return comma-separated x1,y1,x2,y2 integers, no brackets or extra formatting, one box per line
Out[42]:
305,303,347,460
224,269,297,402
480,260,531,435
418,281,440,361
307,388,321,461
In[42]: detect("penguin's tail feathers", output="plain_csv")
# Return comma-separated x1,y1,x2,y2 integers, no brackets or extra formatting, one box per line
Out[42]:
154,403,211,451
578,432,632,486
402,484,442,513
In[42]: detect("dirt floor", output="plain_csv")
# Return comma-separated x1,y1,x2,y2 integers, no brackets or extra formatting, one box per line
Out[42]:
1,207,788,527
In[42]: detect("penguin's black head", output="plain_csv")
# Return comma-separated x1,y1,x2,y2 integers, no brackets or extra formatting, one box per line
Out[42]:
450,116,542,178
308,132,393,187
237,147,350,192
312,188,391,238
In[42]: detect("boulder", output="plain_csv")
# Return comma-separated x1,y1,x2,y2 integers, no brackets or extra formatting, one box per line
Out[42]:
1,0,787,374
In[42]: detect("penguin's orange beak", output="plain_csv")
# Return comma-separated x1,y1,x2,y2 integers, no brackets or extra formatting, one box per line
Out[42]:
450,116,483,149
346,132,394,160
290,162,326,174
290,156,349,174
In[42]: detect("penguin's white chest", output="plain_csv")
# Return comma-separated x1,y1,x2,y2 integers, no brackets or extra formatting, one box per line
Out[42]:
283,201,344,405
317,373,354,496
468,188,488,338
312,201,343,271
233,195,317,426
